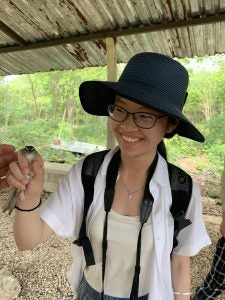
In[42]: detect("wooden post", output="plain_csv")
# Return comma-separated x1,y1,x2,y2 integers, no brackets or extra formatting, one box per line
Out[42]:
106,37,117,149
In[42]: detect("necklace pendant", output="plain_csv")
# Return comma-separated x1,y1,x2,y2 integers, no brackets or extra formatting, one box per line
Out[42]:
128,194,132,199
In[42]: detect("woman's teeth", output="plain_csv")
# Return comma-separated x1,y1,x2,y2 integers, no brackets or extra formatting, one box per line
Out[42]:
122,135,141,143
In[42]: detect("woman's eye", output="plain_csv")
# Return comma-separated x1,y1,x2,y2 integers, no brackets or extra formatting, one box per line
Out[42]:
138,113,153,120
115,108,125,114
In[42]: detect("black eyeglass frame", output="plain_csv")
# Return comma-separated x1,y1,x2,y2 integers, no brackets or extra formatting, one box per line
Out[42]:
107,104,167,129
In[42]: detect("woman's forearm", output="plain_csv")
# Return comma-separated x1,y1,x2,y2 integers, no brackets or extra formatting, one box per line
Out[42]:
13,201,53,250
171,254,191,300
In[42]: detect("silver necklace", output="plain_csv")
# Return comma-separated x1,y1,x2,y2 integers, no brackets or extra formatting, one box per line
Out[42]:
119,176,145,199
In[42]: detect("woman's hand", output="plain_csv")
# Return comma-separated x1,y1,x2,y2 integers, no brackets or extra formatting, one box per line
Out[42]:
7,148,44,208
0,144,17,189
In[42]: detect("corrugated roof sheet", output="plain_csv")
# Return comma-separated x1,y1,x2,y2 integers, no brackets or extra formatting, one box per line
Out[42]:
0,0,225,75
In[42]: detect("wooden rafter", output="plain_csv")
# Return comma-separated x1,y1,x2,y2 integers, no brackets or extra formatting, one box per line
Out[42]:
0,14,225,54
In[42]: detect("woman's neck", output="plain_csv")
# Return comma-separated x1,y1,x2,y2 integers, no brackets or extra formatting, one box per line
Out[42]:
120,151,157,177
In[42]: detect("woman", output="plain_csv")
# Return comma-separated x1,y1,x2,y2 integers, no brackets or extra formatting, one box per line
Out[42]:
7,52,211,300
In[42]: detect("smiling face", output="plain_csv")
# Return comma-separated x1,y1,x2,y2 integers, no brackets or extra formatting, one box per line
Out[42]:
110,96,178,160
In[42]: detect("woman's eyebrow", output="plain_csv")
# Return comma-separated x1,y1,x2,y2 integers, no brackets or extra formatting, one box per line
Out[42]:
115,100,157,113
115,99,146,110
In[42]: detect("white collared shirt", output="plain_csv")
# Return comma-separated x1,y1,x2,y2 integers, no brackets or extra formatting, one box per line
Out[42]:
40,147,211,300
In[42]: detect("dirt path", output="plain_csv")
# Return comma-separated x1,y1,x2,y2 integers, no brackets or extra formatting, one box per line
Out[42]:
204,214,221,225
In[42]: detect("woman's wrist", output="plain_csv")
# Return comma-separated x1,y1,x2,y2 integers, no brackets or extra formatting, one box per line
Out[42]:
15,199,42,212
15,198,42,211
174,292,191,295
173,291,192,298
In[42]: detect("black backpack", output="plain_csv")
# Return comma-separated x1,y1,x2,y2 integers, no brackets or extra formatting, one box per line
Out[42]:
74,149,193,267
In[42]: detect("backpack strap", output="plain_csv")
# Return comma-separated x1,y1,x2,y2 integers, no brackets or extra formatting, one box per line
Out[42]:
73,149,110,266
74,152,193,265
168,162,193,250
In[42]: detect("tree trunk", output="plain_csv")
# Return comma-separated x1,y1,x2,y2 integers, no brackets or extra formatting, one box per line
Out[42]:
27,75,39,118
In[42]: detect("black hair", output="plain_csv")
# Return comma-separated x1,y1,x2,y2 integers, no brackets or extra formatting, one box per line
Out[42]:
158,117,180,160
164,117,179,139
157,140,167,160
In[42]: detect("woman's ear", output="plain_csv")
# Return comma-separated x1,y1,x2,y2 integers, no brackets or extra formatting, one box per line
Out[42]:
167,118,179,134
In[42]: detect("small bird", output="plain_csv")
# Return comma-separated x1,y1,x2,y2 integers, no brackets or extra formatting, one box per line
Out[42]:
2,145,39,215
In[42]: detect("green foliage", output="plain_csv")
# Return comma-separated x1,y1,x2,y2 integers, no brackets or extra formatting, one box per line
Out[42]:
196,161,206,171
73,116,107,145
202,115,225,145
206,189,220,199
0,57,224,170
165,136,198,163
203,144,225,171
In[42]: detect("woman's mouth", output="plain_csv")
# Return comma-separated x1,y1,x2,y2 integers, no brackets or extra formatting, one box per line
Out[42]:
122,135,142,143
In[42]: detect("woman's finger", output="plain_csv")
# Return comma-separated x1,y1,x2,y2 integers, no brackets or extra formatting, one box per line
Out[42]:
0,166,9,178
0,177,10,189
0,144,16,155
0,152,18,170
17,151,31,176
8,161,28,187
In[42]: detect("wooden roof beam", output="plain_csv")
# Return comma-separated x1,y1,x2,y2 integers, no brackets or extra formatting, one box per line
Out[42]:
0,20,26,46
0,14,225,54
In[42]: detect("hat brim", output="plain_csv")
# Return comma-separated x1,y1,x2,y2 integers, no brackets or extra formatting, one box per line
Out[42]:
79,81,204,142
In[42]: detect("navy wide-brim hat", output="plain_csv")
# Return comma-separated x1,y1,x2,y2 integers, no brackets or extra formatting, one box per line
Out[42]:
79,52,204,142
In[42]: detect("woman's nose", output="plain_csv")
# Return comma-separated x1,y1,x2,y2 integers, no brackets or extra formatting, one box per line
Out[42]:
121,113,137,129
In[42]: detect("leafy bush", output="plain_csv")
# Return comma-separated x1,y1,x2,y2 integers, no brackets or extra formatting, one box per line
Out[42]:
206,189,220,199
0,62,224,170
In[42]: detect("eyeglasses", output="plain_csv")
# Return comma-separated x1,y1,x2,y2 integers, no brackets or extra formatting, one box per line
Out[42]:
107,104,166,129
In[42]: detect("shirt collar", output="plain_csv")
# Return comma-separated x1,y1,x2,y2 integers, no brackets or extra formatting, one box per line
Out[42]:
100,146,169,189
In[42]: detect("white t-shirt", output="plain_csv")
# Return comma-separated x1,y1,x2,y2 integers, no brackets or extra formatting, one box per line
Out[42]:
84,206,154,297
40,147,211,300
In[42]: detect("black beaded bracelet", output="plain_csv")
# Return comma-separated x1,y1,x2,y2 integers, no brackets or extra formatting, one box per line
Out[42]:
15,199,42,212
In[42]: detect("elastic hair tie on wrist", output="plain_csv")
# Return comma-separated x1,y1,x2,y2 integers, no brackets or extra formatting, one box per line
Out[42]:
15,199,42,212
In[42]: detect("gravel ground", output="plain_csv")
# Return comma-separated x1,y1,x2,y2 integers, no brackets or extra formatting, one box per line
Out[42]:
1,179,224,299
0,190,73,300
